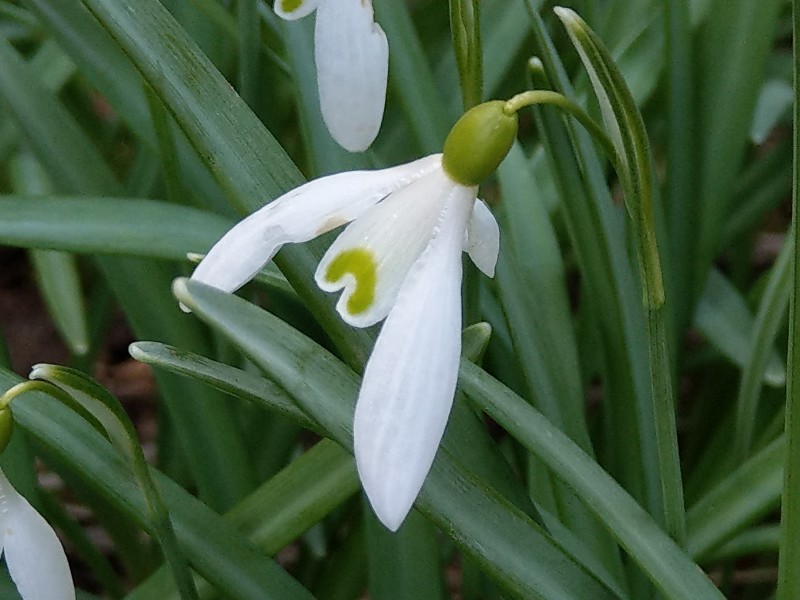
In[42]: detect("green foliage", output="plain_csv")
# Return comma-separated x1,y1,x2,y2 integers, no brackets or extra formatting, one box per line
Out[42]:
0,0,794,598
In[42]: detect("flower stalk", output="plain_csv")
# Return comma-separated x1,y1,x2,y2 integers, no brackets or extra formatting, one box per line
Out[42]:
555,7,684,544
449,0,482,109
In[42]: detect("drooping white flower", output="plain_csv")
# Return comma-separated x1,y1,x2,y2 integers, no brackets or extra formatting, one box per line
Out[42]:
191,101,519,530
274,0,388,153
0,468,75,600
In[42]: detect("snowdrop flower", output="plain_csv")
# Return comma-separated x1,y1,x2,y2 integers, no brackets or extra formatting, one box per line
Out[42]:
0,465,74,599
274,0,388,152
191,101,519,530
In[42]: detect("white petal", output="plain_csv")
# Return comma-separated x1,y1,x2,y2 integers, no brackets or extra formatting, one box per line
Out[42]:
0,471,74,600
273,0,323,20
315,166,462,327
190,155,441,295
354,187,474,531
315,0,388,152
465,199,500,277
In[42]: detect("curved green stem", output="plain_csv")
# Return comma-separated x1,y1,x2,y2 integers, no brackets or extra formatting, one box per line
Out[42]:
503,90,620,167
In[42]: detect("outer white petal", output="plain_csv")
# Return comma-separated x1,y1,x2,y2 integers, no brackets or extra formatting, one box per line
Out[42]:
465,199,500,277
0,470,74,600
315,165,462,327
315,0,388,152
273,0,323,21
190,155,440,295
353,186,474,531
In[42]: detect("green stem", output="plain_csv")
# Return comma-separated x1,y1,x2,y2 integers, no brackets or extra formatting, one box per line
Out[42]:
503,90,619,168
449,0,482,109
777,0,800,596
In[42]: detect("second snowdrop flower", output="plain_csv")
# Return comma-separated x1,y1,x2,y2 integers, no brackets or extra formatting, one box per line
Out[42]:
0,410,75,600
191,101,520,530
275,0,388,152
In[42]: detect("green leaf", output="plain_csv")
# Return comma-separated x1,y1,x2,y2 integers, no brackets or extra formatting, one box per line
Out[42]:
694,269,786,387
459,361,725,600
127,439,360,600
0,196,231,260
555,6,684,543
694,0,783,300
734,236,792,457
751,79,793,144
75,0,372,368
24,0,229,212
129,342,318,434
26,366,199,600
0,367,315,600
777,3,800,595
173,278,627,600
687,436,783,562
374,0,450,154
0,32,255,511
523,3,661,527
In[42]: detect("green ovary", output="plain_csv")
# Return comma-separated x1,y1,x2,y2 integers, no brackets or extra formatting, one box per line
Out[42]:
280,0,303,12
325,248,378,315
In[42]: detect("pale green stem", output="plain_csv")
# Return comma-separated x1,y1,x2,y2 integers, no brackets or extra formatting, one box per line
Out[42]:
503,90,619,165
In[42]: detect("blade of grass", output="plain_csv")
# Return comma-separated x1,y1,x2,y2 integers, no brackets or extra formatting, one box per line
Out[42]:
0,196,231,260
496,143,624,579
126,438,359,600
174,278,628,600
777,0,800,594
734,232,792,458
363,509,445,600
236,0,260,110
0,34,255,510
9,151,89,356
75,0,376,368
0,368,316,600
458,361,724,599
662,0,696,338
373,0,450,154
687,436,783,562
556,6,685,544
694,0,783,302
694,269,786,388
24,0,231,213
523,4,662,530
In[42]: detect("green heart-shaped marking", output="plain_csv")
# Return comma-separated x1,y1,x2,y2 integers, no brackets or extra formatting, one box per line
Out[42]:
325,248,377,315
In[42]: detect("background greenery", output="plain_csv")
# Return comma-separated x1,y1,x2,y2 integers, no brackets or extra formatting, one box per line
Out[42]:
0,0,795,598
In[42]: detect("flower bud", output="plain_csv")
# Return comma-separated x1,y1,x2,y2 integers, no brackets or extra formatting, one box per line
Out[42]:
442,100,518,187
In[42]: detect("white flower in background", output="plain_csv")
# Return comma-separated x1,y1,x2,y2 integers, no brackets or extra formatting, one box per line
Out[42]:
191,101,519,530
0,468,75,600
274,0,388,152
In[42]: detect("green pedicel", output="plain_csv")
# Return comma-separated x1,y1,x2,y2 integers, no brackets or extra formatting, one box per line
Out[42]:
325,248,378,315
442,100,518,187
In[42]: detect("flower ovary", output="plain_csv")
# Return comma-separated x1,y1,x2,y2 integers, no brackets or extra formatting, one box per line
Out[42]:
442,100,518,187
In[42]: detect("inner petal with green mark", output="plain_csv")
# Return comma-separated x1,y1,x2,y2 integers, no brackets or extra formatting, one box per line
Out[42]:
325,248,378,315
280,0,303,13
